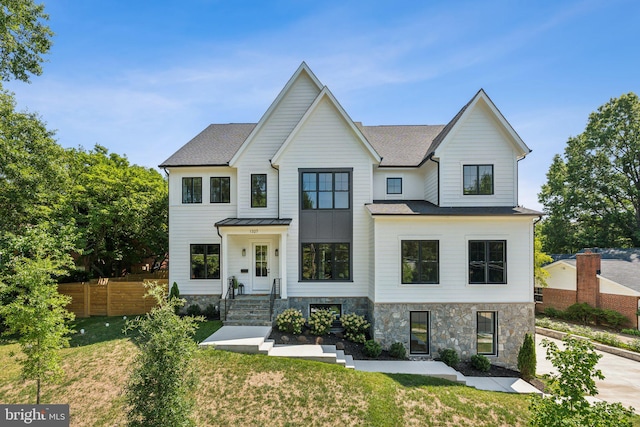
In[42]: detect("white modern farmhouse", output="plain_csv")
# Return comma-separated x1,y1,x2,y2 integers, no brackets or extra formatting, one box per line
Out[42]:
160,62,541,367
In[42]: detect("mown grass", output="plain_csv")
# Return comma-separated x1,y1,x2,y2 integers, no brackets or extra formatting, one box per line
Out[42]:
1,316,638,426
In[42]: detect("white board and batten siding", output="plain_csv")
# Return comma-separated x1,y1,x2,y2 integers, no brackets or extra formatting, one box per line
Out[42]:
276,97,377,298
234,73,321,218
436,101,519,207
373,215,534,303
167,166,237,295
372,168,425,200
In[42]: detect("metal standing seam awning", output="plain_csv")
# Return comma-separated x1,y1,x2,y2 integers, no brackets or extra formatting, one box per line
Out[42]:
215,218,292,227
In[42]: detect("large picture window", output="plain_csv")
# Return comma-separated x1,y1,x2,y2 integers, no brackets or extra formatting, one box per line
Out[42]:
302,171,350,209
210,177,230,203
401,240,439,284
182,177,202,203
410,311,429,354
301,243,350,281
469,240,506,284
477,311,497,355
251,174,267,208
463,165,493,195
190,244,220,279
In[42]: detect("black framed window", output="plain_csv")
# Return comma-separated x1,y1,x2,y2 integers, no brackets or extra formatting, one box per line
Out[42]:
301,243,350,281
477,311,497,355
469,240,506,284
251,174,267,208
190,244,220,279
463,165,493,195
534,287,543,303
210,177,230,203
182,177,202,203
302,171,350,209
386,177,402,194
410,311,429,354
401,240,439,284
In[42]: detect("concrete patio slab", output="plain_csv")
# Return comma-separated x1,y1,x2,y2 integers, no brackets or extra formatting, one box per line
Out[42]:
464,377,541,394
353,360,466,384
199,325,272,353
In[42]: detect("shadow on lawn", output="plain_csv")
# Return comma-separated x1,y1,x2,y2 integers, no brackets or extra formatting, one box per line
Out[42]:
68,316,222,347
383,372,465,388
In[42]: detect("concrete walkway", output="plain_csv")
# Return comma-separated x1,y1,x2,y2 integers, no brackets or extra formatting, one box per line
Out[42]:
200,326,540,395
536,334,640,413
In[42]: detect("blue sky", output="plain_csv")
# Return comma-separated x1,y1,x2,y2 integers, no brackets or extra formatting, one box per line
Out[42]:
6,0,640,210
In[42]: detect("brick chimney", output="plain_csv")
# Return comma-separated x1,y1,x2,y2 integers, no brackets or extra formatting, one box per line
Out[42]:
576,251,601,307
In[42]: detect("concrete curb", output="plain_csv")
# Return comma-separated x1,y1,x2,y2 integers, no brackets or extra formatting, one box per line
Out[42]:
536,327,640,363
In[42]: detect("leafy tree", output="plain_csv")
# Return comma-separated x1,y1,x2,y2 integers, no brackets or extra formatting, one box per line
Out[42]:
124,282,202,427
529,336,633,426
0,226,75,404
534,236,553,287
66,145,168,277
538,93,640,253
0,0,53,82
0,88,70,235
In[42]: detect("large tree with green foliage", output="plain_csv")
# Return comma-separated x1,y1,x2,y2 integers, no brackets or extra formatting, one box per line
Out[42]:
0,0,53,82
538,93,640,253
66,145,168,278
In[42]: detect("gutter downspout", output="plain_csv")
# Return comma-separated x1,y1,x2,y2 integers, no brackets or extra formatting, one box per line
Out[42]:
269,160,280,218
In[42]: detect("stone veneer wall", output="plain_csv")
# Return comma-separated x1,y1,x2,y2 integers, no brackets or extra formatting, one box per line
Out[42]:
181,294,221,313
372,302,535,369
284,297,369,319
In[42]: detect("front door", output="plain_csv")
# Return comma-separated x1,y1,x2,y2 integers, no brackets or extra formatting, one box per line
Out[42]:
252,243,270,293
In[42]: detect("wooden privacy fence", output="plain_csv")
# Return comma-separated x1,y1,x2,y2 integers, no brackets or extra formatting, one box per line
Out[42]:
58,279,168,318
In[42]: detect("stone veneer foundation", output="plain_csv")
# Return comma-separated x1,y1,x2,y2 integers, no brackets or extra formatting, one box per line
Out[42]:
285,297,369,319
181,294,221,313
371,302,535,369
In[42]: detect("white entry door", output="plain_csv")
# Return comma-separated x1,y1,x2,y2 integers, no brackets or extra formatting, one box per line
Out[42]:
252,243,270,293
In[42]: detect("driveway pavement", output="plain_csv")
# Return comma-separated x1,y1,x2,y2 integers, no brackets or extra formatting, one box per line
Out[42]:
536,335,640,413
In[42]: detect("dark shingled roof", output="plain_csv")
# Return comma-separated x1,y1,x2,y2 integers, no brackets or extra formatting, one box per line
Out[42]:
159,123,256,167
561,258,640,293
358,125,445,167
366,200,542,216
215,218,292,227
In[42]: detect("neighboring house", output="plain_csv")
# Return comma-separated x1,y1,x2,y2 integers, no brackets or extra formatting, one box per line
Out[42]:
539,249,640,329
160,62,541,367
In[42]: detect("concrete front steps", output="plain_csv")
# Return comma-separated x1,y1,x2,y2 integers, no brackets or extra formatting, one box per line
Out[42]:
223,295,272,326
199,326,354,369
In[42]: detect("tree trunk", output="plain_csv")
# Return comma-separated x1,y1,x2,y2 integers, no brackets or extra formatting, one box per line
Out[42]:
37,378,40,405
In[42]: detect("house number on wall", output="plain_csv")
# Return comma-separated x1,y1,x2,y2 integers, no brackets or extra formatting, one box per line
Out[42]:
249,229,259,234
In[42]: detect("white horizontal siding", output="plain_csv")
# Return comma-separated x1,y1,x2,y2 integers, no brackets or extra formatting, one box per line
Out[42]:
236,73,320,218
372,216,534,303
544,262,577,291
437,102,519,207
167,166,237,208
372,168,424,200
423,161,438,204
277,97,376,298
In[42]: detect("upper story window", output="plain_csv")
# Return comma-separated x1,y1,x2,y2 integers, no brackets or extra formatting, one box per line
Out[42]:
401,240,439,284
251,174,267,208
182,177,202,203
463,165,493,195
386,177,402,195
210,177,230,203
469,240,506,284
302,171,350,209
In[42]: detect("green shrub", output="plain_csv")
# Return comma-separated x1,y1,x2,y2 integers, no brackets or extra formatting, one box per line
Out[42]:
626,339,640,352
203,304,219,320
621,328,640,337
598,309,628,329
592,331,621,347
543,307,564,319
517,333,536,381
363,340,382,358
565,302,596,325
169,282,180,314
276,308,306,335
389,342,407,359
340,313,370,344
308,309,336,336
470,354,491,372
186,304,202,316
438,348,459,368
